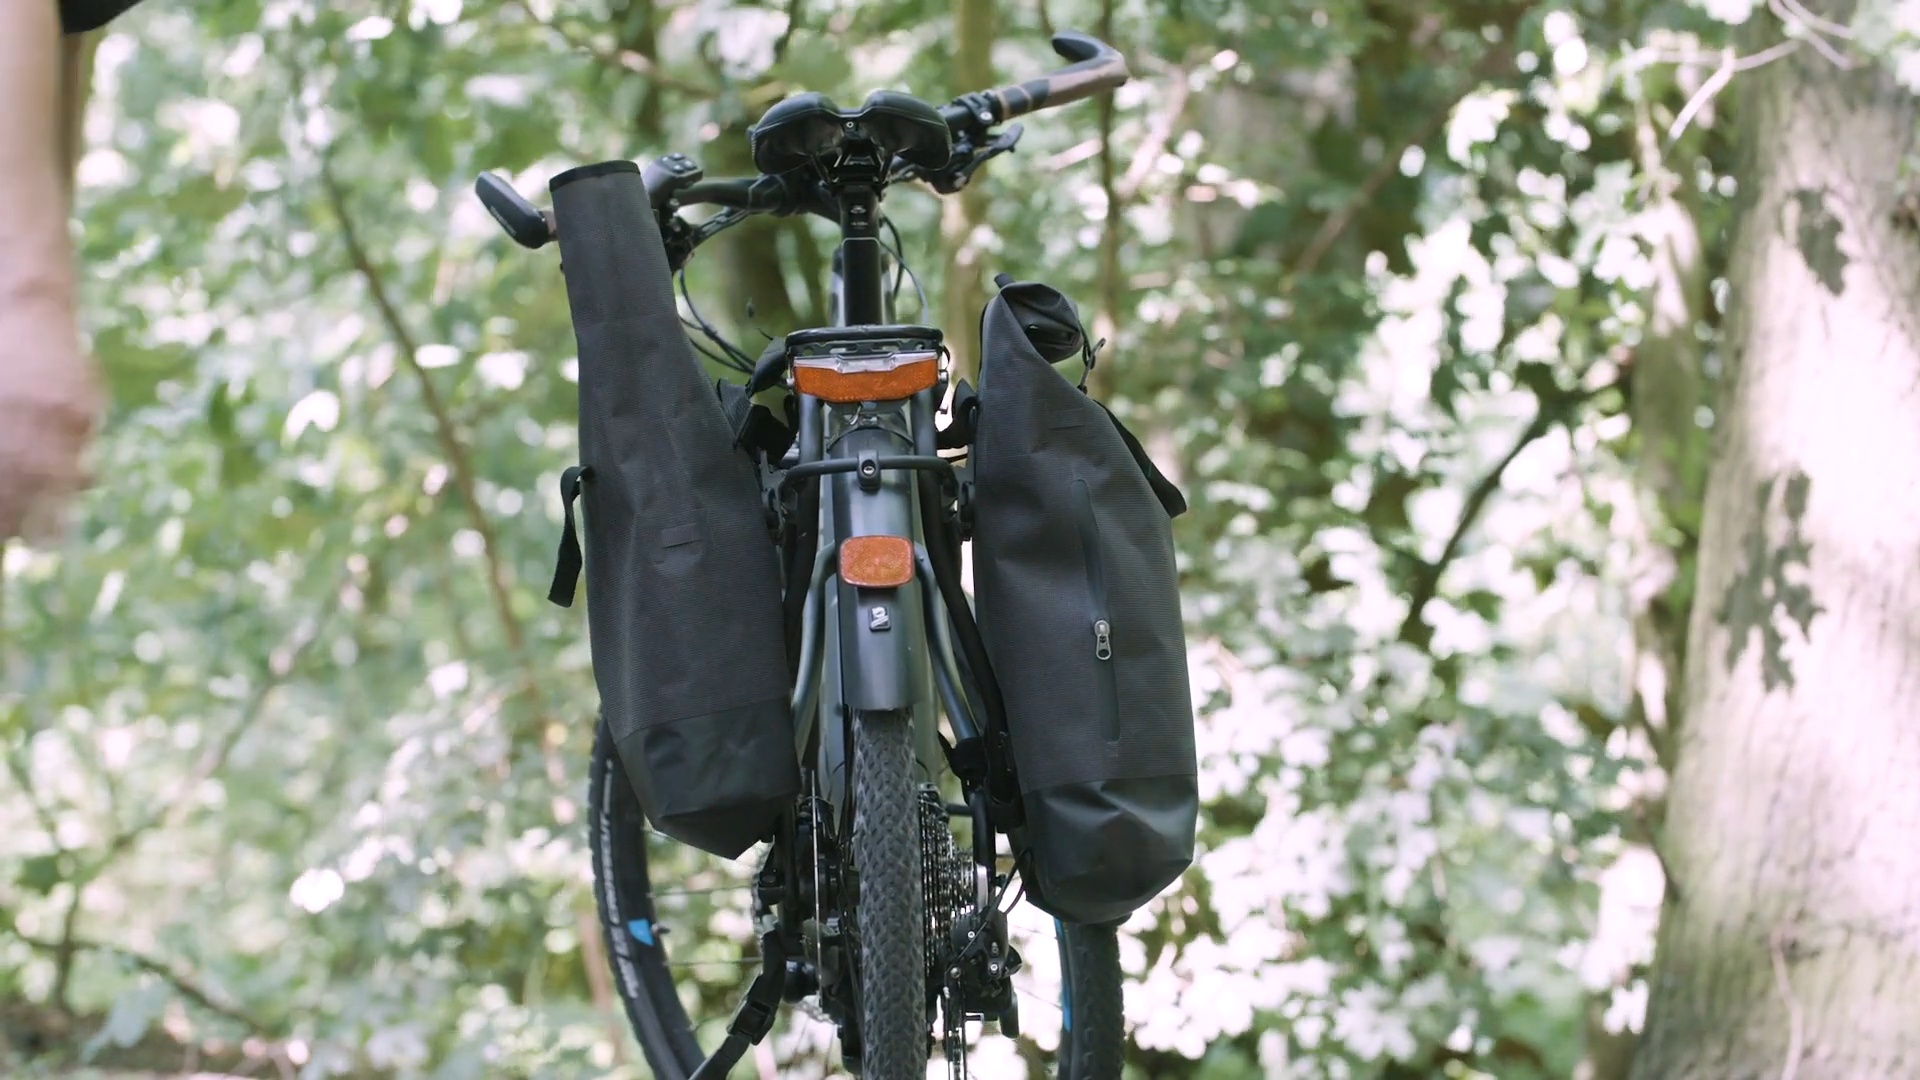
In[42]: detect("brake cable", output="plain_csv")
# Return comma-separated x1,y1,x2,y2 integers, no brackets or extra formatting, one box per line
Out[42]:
879,215,929,317
677,269,756,374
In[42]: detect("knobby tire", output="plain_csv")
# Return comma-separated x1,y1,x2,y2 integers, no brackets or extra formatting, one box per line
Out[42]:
590,718,1129,1079
851,709,928,1078
587,715,703,1080
1056,920,1125,1079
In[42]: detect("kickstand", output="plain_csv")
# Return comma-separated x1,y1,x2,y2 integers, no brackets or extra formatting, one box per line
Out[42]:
688,929,789,1079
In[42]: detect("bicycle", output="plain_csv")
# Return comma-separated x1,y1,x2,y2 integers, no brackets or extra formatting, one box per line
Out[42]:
476,31,1134,1079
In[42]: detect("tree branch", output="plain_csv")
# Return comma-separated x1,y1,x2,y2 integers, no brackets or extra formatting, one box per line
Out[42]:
1117,72,1191,202
1040,73,1190,189
6,747,65,847
93,586,334,877
1398,403,1555,647
35,591,338,1010
507,0,718,97
314,151,565,760
1773,0,1851,40
49,880,84,1012
774,0,804,63
1291,40,1517,281
315,159,531,669
1667,39,1801,143
18,930,272,1034
1768,0,1854,66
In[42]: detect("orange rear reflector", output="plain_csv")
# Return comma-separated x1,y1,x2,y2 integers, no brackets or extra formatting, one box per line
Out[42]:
840,535,915,589
794,352,939,404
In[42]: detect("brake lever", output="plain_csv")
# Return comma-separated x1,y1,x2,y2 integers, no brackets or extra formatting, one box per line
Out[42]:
926,123,1024,195
661,216,697,272
661,208,753,272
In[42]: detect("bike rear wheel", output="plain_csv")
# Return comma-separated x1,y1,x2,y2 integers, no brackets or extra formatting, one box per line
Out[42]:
587,715,705,1079
849,709,929,1077
589,713,1129,1077
1055,920,1125,1079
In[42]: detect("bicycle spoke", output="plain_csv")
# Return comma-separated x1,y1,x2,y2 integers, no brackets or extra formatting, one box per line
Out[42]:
665,956,762,968
649,884,752,900
1015,983,1063,1013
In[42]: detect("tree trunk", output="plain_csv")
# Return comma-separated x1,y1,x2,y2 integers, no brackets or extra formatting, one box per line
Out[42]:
1631,10,1920,1077
1579,91,1714,1080
705,114,799,343
1088,0,1121,401
941,0,994,382
613,0,664,142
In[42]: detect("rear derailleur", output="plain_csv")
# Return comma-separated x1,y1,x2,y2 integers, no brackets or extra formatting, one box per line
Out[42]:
941,892,1023,1037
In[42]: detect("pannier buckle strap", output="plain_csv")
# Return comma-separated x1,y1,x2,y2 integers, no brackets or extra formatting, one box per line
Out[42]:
687,929,788,1079
547,465,592,608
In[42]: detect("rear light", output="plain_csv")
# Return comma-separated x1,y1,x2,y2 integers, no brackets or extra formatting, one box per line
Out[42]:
793,348,940,403
840,535,915,589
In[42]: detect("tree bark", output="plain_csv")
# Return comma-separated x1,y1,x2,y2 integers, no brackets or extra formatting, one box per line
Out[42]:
941,0,994,382
1088,0,1120,401
1580,103,1713,1080
705,115,800,343
614,0,663,141
1631,8,1920,1077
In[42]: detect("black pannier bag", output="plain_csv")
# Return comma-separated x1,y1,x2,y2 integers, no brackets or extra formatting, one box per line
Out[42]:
545,160,798,859
968,276,1198,926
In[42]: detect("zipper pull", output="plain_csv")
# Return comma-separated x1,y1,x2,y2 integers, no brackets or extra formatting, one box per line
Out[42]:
1094,619,1112,661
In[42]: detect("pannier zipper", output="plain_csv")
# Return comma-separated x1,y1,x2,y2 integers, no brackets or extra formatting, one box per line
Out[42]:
1073,479,1121,742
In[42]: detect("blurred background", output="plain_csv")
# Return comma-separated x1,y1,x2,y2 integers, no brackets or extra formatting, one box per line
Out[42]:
8,0,1918,1076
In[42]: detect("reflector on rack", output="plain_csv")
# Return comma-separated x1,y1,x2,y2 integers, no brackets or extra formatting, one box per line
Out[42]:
793,347,940,403
840,535,915,589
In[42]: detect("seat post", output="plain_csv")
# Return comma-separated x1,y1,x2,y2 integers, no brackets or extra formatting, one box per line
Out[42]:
830,143,887,326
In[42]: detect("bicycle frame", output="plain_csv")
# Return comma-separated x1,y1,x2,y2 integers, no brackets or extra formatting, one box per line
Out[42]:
474,32,1135,1074
788,196,956,818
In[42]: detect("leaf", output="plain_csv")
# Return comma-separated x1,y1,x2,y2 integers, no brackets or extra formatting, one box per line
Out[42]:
1430,352,1464,418
1232,201,1293,257
1515,360,1562,403
1504,268,1558,334
208,383,237,439
1363,469,1420,533
81,982,171,1061
1459,588,1503,621
1302,554,1350,593
773,32,853,97
164,174,249,224
17,854,64,895
221,443,266,489
94,327,194,411
1572,702,1614,740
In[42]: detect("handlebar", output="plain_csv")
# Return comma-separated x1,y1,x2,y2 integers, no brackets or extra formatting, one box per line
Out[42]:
945,31,1130,128
678,175,801,213
474,30,1127,251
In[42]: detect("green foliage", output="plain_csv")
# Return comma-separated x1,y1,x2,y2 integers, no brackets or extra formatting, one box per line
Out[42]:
18,0,1898,1075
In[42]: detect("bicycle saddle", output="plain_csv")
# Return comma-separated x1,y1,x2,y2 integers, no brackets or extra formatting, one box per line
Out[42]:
749,90,953,174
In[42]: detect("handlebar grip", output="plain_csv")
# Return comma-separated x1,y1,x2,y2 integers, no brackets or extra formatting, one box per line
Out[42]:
475,172,555,249
985,31,1129,122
